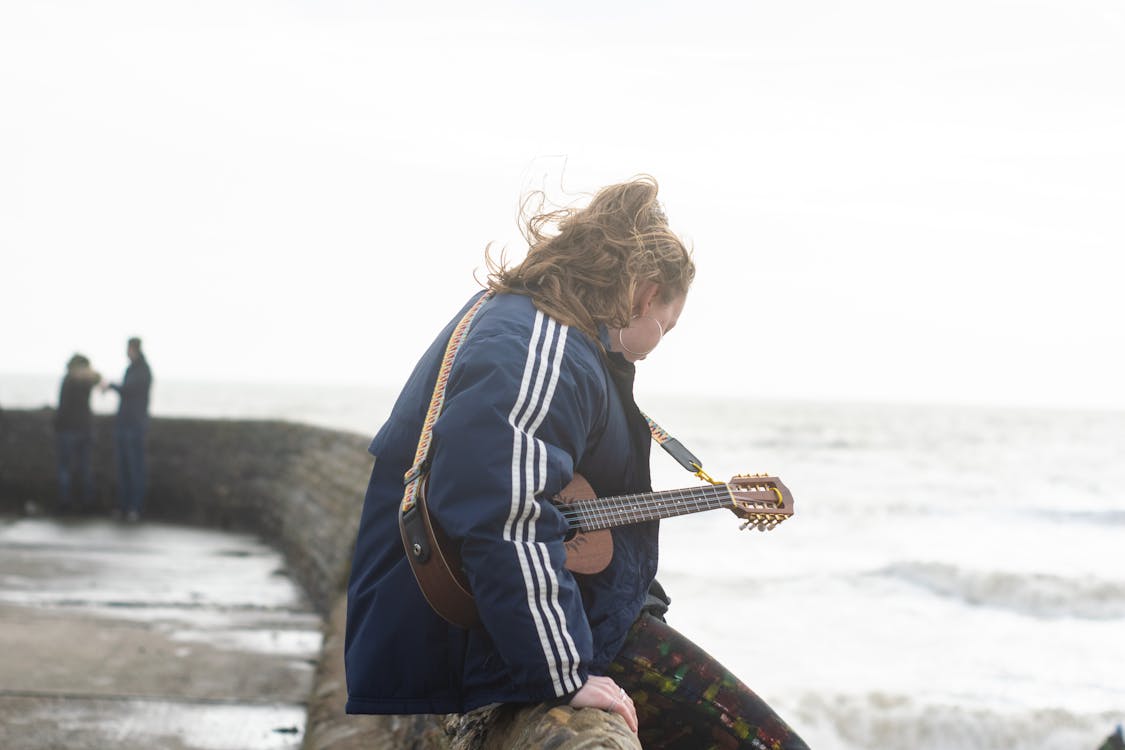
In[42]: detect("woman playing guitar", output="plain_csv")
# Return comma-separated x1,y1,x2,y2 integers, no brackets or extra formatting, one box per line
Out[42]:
345,176,809,749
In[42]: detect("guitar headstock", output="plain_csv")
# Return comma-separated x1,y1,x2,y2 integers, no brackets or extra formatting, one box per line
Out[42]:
726,474,794,532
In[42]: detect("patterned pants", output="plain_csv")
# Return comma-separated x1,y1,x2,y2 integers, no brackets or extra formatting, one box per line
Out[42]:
607,615,810,750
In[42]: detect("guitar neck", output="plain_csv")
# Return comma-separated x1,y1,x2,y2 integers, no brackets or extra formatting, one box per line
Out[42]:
563,484,734,531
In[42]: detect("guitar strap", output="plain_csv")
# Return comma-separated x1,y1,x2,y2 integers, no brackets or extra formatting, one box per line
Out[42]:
639,412,720,485
401,291,495,516
401,292,717,519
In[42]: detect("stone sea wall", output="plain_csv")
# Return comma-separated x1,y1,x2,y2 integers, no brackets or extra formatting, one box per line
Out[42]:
0,409,639,750
0,408,369,614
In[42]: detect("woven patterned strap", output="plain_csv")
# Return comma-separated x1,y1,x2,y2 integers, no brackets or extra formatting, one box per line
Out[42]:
401,292,494,514
642,412,673,445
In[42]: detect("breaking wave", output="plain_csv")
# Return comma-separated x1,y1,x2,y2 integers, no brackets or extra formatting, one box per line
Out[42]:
877,562,1125,620
787,692,1122,750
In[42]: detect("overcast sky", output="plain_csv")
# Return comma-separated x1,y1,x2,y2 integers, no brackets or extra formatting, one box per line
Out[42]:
3,1,1123,410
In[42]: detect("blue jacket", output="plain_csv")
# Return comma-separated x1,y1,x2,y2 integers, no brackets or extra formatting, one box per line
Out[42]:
345,291,657,715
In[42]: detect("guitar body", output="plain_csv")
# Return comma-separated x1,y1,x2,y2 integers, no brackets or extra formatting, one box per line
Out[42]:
558,474,614,575
400,473,612,629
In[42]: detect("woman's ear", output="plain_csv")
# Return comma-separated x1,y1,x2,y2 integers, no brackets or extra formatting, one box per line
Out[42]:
633,282,662,316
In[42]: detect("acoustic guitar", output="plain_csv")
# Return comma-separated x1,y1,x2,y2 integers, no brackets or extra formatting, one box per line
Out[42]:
400,473,795,628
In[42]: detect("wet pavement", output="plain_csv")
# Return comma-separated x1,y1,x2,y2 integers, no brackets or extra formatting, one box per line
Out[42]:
0,515,323,750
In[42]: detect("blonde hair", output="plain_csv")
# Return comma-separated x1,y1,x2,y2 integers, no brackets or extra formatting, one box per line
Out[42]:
485,175,694,341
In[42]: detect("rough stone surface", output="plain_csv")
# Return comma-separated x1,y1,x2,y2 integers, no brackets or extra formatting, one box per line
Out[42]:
447,703,639,750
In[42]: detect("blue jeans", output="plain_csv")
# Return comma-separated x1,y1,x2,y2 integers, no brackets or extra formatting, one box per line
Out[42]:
56,430,95,508
114,424,148,515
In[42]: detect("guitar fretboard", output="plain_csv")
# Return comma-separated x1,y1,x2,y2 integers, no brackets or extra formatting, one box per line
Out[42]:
559,485,736,531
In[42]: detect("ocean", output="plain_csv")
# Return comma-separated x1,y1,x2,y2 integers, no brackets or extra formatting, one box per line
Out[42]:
3,374,1122,749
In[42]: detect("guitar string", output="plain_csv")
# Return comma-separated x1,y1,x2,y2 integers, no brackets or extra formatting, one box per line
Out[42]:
564,485,772,515
561,507,780,531
560,500,725,527
562,489,783,522
560,486,728,522
562,488,750,522
561,505,719,529
557,485,785,530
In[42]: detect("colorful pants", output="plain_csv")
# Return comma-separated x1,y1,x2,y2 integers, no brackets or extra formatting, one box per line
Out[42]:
608,615,809,750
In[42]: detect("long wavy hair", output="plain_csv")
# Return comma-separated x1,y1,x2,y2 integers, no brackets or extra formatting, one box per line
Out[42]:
484,175,694,341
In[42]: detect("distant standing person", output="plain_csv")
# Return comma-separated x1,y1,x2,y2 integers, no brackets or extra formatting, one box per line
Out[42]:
108,337,152,522
54,354,103,512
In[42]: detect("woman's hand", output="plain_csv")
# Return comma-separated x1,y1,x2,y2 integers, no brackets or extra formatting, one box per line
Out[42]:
569,675,638,733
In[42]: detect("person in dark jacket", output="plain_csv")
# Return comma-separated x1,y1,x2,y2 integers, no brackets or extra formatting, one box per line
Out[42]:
54,353,102,511
345,176,808,749
108,337,152,522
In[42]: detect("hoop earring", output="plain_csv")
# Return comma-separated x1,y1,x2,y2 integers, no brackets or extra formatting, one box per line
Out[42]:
618,315,664,358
